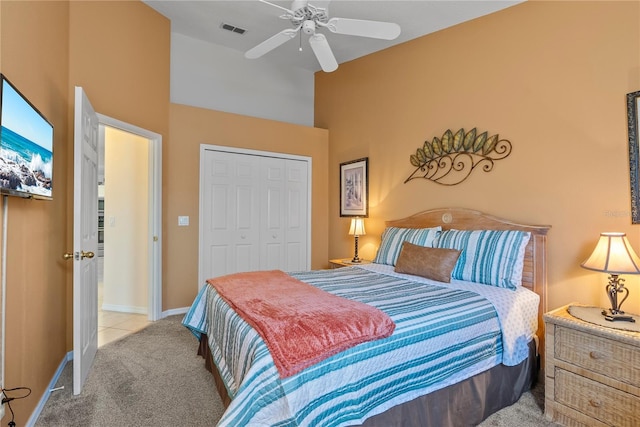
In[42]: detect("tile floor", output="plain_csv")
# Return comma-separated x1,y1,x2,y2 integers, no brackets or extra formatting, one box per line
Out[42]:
97,257,150,347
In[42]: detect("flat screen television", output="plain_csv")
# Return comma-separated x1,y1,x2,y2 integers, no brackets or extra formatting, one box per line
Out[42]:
0,73,54,200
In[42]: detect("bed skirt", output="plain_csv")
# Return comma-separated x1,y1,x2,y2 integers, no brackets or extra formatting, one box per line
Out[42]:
197,334,538,426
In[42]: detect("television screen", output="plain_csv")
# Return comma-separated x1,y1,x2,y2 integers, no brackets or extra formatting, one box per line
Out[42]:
0,74,54,200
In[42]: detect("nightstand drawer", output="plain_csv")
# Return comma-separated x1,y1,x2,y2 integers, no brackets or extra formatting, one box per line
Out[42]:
555,325,640,388
554,368,640,426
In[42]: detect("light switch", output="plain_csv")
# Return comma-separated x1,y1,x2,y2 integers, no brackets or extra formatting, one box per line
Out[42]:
178,216,190,226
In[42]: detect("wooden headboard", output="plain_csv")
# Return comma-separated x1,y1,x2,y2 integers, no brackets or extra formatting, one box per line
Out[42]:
386,208,551,364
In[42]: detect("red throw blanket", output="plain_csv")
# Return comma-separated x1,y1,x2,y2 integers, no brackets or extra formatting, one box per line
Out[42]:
208,270,395,378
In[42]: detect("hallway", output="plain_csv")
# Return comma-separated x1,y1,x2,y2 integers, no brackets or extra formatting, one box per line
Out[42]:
97,257,150,347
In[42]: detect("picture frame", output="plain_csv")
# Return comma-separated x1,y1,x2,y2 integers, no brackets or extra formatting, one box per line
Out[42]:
628,90,640,223
340,157,369,217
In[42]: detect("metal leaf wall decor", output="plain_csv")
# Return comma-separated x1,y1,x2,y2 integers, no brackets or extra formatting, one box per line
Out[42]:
404,128,512,186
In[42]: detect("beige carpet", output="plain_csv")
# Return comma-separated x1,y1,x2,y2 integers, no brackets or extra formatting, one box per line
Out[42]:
35,315,560,426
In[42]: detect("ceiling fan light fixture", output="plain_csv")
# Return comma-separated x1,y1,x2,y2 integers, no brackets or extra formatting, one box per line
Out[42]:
302,20,316,35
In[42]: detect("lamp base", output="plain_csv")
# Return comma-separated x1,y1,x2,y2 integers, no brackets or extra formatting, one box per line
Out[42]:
602,309,636,322
351,257,361,263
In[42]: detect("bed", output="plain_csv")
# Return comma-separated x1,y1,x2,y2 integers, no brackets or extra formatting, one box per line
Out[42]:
183,208,550,426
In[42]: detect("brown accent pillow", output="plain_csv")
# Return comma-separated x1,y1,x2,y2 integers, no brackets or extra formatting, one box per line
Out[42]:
394,242,461,283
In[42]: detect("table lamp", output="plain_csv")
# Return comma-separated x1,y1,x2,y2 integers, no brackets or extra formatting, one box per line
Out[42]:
349,218,366,263
581,232,640,322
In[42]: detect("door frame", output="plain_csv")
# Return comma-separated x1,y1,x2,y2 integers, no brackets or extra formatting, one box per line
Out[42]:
198,144,312,289
97,114,163,321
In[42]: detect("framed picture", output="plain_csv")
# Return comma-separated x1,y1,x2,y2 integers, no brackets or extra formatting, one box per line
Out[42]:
340,157,369,217
628,90,640,223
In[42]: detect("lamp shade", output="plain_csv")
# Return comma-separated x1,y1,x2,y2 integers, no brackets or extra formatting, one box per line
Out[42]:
581,232,640,274
348,218,366,236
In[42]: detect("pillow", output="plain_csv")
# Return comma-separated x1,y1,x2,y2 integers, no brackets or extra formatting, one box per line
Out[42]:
394,242,461,283
373,226,442,266
434,229,531,290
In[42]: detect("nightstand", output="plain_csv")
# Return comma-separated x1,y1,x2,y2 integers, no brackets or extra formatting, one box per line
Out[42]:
544,304,640,426
329,258,372,268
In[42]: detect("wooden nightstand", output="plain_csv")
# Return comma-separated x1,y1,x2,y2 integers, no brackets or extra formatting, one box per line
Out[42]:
544,304,640,426
329,259,372,268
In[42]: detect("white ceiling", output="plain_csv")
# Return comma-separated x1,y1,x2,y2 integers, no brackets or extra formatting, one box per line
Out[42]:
144,0,524,72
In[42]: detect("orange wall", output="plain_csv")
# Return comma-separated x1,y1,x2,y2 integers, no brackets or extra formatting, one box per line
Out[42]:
0,2,70,424
316,1,640,313
0,0,170,423
167,103,329,309
67,0,170,338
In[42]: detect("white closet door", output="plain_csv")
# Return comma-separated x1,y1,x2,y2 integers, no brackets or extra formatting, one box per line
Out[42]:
284,159,308,271
260,157,286,269
203,150,260,279
201,147,309,284
259,157,308,271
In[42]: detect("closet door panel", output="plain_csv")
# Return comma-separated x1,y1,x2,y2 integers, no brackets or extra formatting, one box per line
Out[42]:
203,151,260,279
284,160,308,271
260,157,286,269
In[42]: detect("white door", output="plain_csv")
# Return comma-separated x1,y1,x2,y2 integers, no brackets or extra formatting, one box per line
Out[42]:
283,159,308,270
260,158,308,271
202,150,261,279
199,146,310,286
260,157,286,269
73,87,99,395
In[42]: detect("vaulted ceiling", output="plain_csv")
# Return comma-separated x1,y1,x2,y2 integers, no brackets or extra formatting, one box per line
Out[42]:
144,0,523,72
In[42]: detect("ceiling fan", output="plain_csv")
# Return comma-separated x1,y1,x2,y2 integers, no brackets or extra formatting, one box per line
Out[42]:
245,0,401,72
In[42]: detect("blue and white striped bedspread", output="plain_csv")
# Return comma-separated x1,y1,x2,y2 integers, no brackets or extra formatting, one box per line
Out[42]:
183,266,539,427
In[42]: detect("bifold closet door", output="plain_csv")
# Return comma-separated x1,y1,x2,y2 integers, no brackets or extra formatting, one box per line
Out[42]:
202,149,309,280
203,150,261,278
260,157,308,271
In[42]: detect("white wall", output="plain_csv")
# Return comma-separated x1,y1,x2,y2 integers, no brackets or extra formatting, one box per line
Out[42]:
103,127,149,313
170,33,315,127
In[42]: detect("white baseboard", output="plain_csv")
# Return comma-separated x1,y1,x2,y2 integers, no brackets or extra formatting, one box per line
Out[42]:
101,303,147,315
27,351,72,427
161,307,189,318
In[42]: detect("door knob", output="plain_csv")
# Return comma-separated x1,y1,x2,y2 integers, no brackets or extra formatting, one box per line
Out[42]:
63,251,95,260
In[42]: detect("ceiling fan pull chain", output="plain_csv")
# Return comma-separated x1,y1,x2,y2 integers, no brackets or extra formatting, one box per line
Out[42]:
299,31,303,52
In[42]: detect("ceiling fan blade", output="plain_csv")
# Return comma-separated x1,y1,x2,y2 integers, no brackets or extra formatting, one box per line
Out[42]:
245,29,298,59
324,17,401,40
309,33,338,72
258,0,294,14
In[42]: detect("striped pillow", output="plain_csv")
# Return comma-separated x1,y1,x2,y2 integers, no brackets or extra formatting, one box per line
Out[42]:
434,229,531,290
373,226,442,266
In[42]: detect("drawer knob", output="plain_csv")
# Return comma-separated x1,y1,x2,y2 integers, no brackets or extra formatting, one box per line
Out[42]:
588,399,602,408
589,351,602,359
